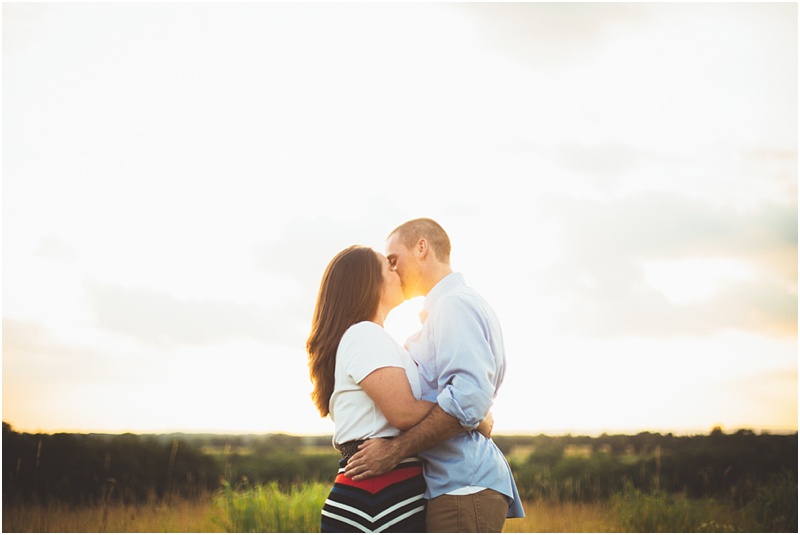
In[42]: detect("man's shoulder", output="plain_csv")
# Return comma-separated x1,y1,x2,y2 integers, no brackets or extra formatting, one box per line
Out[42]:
438,284,489,309
429,274,498,321
433,289,498,327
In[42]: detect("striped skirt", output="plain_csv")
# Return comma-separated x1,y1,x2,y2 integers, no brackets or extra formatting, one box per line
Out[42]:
321,457,426,532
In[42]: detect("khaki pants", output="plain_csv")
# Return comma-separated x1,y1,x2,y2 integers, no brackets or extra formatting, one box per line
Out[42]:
425,489,509,533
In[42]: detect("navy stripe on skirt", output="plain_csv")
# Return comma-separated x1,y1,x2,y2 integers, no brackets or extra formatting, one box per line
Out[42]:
321,457,426,533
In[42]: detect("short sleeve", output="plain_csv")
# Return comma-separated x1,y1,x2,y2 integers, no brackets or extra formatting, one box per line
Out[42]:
338,322,405,384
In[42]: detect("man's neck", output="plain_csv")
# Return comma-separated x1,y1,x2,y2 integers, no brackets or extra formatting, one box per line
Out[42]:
421,265,453,296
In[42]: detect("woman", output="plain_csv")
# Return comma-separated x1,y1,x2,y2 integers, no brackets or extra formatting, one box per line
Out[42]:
307,245,434,532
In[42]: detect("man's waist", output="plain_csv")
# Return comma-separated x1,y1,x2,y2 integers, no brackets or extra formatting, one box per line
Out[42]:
419,435,500,466
420,453,515,503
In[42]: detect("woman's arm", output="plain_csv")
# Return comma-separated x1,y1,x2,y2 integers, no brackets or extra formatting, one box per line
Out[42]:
476,411,494,438
359,367,435,431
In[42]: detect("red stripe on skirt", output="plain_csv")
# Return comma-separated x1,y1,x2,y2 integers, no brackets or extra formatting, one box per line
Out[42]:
334,465,423,494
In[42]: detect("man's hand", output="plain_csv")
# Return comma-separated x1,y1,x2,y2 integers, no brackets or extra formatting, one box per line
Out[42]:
344,438,400,481
345,406,464,482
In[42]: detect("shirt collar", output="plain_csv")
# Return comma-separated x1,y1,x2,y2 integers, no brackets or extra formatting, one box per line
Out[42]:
423,272,464,312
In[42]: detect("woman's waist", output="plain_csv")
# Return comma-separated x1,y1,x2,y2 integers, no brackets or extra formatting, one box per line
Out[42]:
335,436,396,458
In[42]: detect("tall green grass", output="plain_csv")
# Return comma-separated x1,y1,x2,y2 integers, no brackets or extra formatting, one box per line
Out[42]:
739,470,798,532
212,479,329,533
611,482,735,532
610,470,798,533
210,472,797,533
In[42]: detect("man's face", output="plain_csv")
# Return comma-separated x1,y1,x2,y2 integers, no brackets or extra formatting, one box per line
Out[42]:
385,232,420,299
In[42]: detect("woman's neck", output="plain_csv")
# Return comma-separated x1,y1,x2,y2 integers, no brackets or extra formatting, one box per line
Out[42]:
371,305,389,327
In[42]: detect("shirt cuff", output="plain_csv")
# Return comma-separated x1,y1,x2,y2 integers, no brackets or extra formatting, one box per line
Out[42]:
436,385,493,430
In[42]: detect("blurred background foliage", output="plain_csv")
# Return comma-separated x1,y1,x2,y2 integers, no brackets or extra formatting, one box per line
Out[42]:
4,421,796,520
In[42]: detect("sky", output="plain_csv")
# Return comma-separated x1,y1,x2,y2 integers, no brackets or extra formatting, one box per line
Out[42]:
3,2,797,437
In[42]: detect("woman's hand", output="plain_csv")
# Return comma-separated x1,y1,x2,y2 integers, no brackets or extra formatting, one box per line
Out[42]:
476,411,494,438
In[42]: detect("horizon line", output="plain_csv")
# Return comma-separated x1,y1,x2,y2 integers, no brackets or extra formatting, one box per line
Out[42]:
4,422,797,438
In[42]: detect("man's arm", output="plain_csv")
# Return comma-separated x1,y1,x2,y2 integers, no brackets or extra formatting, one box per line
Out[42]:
344,405,461,481
345,296,499,481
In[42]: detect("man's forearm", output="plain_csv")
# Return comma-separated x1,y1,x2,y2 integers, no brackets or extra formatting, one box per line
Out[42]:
388,405,463,460
344,404,470,480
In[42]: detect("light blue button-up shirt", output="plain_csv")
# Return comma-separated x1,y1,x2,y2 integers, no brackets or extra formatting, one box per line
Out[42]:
405,273,525,518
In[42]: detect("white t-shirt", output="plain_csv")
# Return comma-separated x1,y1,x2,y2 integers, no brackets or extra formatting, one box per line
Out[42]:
330,321,422,447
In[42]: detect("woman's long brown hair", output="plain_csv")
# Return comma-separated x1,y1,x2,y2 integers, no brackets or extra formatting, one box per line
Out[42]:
306,245,383,417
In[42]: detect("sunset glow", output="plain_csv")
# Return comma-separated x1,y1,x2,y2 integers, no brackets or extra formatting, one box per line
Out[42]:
3,2,796,438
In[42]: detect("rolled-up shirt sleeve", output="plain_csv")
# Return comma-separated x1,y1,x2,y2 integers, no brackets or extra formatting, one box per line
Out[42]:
431,295,498,430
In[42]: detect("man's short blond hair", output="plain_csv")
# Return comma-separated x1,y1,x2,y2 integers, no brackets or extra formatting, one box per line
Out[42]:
388,218,451,264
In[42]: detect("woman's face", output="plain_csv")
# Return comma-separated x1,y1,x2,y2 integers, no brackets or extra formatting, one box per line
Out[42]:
377,252,405,311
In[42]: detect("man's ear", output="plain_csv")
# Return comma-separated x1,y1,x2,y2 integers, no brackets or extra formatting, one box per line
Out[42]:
416,238,428,259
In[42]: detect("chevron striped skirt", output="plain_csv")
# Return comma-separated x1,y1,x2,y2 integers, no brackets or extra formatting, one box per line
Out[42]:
320,457,426,532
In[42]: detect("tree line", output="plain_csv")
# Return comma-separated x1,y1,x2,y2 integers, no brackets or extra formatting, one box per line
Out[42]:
495,428,797,503
3,422,796,507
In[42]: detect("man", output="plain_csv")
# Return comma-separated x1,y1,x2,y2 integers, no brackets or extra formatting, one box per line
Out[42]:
344,218,524,532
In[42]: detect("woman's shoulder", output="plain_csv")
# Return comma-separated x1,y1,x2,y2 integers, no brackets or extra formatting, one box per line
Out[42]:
338,322,405,371
347,320,382,331
342,321,387,343
343,320,382,337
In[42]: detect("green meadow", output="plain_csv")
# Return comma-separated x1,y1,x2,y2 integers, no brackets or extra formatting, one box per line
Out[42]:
3,423,796,532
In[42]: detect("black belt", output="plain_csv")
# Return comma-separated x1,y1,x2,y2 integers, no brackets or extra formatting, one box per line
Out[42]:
337,440,365,459
337,437,394,459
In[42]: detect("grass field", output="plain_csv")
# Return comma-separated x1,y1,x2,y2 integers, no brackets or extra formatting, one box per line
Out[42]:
3,498,618,533
3,474,795,533
2,498,224,533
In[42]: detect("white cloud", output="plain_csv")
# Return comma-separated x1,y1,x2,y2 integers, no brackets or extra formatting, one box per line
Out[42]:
87,283,304,348
537,193,797,337
2,2,796,435
642,257,760,305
